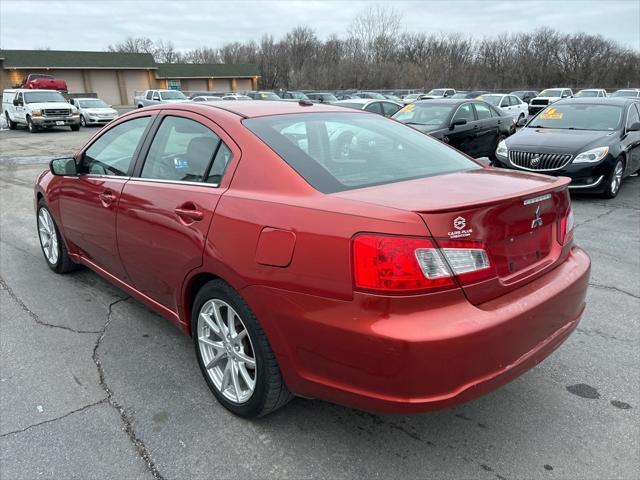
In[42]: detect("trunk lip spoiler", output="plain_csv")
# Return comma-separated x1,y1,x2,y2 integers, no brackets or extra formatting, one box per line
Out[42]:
415,176,571,214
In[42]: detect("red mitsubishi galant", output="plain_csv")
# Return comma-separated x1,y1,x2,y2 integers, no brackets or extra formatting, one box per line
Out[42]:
35,101,590,417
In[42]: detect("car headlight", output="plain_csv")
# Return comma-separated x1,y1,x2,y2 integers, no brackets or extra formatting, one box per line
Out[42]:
573,146,609,163
71,110,80,116
31,110,43,117
495,139,508,160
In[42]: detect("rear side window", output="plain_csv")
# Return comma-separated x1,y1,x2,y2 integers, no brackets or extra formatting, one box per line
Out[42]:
81,117,151,176
244,112,479,193
453,103,475,122
141,116,227,184
364,102,383,114
627,104,640,129
474,103,492,119
381,102,401,116
146,91,153,100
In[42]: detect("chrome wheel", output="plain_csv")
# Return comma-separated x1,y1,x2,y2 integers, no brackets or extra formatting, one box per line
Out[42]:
197,299,256,403
38,208,59,265
611,161,623,194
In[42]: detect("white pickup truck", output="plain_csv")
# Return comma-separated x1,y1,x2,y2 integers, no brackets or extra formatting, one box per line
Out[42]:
2,89,80,132
528,88,573,115
134,89,188,108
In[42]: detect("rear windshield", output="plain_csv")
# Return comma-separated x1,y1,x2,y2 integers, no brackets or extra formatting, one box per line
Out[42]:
244,112,479,193
529,104,623,130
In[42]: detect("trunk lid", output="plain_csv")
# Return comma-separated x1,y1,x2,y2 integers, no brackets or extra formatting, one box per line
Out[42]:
335,168,572,304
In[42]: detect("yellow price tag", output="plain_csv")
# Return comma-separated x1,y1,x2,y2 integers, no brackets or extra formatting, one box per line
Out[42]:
540,107,563,120
400,104,415,113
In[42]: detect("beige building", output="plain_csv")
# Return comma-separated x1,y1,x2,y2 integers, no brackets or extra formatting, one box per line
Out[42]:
0,49,260,106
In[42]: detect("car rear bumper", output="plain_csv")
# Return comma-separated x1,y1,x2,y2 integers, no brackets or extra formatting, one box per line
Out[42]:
242,246,590,413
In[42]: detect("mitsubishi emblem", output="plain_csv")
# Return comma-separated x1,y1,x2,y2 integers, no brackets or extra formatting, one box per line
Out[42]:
531,205,543,229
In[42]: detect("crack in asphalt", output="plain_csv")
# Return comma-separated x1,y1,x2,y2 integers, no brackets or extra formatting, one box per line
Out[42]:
93,297,166,480
589,282,640,300
573,208,617,228
0,276,103,334
0,399,107,438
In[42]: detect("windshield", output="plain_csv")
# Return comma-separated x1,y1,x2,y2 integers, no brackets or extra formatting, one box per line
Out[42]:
451,93,468,98
529,104,623,131
361,92,385,99
404,94,420,100
392,103,453,126
24,91,67,103
259,92,281,100
611,90,637,97
575,90,599,97
322,94,338,102
427,89,446,96
480,95,502,106
289,92,309,100
244,112,479,193
160,91,186,100
539,89,563,97
79,99,109,108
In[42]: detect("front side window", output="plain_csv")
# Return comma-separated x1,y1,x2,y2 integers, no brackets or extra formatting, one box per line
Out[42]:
141,116,224,183
244,112,479,193
453,103,475,122
81,117,151,176
626,104,640,129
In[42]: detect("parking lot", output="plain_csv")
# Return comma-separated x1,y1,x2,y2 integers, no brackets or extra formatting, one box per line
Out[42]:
0,127,638,479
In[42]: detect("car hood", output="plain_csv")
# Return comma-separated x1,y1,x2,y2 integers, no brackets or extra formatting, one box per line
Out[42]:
163,99,189,103
26,102,75,110
507,127,615,153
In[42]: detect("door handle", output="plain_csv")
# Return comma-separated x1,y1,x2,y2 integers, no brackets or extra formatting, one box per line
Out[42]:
98,190,116,206
175,205,204,222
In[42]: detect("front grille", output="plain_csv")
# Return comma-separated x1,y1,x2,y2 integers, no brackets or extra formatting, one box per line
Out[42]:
530,99,548,106
509,151,573,171
43,108,71,117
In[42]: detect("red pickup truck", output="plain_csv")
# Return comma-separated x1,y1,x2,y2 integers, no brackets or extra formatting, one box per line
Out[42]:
21,74,68,92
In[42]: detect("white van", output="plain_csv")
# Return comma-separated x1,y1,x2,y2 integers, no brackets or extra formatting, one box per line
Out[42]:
2,89,80,132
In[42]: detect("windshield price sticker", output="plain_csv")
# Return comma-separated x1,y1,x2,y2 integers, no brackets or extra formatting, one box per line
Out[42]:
539,107,563,120
400,104,415,113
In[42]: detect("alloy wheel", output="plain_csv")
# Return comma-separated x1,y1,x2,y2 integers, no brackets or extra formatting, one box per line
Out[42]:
197,299,256,403
611,161,623,195
38,208,59,265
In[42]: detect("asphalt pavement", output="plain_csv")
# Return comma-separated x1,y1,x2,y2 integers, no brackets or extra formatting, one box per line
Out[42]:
0,127,638,480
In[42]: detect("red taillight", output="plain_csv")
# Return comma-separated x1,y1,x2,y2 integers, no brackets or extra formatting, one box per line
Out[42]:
558,207,574,245
352,234,495,294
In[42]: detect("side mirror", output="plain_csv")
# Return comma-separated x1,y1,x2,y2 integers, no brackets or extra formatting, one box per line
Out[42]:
13,99,19,106
450,118,467,129
50,157,77,176
627,122,640,132
517,117,528,127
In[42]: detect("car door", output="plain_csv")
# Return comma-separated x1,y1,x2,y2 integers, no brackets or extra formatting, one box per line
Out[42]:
472,102,500,157
58,113,154,280
116,111,236,311
624,103,640,174
499,96,512,118
447,102,479,157
14,92,25,122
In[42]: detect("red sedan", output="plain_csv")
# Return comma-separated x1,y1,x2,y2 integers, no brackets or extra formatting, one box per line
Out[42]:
35,101,590,418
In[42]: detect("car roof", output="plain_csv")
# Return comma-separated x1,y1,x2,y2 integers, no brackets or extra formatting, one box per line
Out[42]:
556,97,636,106
174,100,364,118
577,88,604,91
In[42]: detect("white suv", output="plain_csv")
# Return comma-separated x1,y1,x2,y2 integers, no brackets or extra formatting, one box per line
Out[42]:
3,89,80,132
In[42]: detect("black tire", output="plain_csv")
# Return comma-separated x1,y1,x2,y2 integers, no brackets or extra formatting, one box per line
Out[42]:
192,279,293,418
602,157,625,199
27,116,38,133
5,112,17,130
36,200,78,273
70,124,80,131
80,115,87,127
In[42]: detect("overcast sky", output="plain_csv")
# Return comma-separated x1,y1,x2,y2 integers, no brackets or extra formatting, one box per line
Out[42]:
1,0,639,52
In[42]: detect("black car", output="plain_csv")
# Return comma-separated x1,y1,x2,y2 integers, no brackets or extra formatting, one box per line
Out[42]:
494,98,640,198
511,90,539,104
451,90,490,99
306,92,338,103
392,99,514,159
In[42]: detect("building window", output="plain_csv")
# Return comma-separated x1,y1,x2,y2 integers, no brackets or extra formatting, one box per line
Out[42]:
168,80,181,90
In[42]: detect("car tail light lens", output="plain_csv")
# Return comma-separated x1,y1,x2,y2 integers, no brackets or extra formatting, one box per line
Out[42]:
558,207,574,245
352,235,495,294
